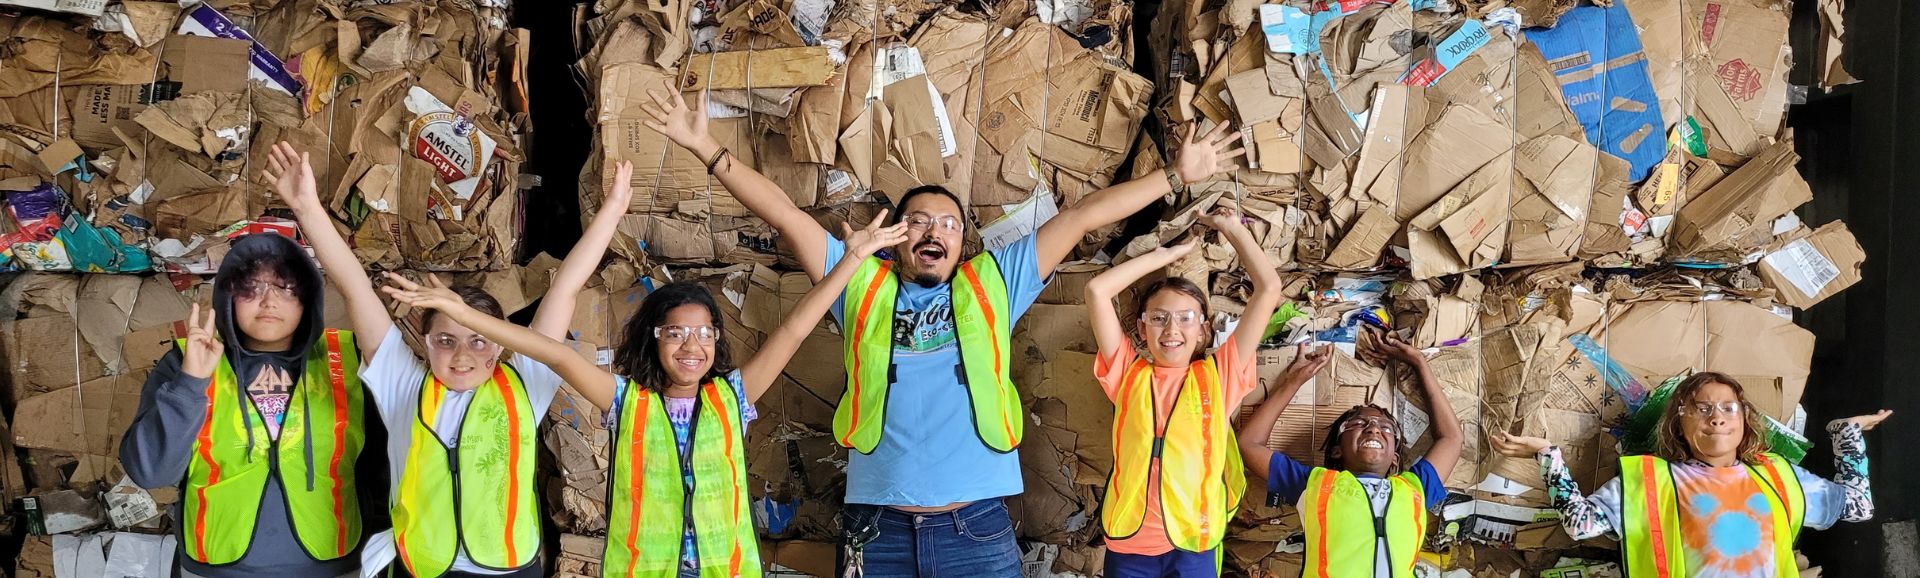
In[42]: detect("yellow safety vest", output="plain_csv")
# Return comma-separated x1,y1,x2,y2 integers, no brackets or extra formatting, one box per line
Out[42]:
181,329,364,565
1102,357,1246,552
603,377,762,578
834,253,1022,454
1619,453,1806,578
1300,468,1428,578
394,364,541,578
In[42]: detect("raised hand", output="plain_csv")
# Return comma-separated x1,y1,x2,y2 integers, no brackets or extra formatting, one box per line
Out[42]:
839,209,910,258
261,141,320,211
640,80,714,152
1198,207,1247,233
179,303,224,379
1279,343,1330,388
603,160,634,214
1151,239,1200,265
1490,430,1552,459
379,272,465,313
1171,121,1248,185
1841,409,1894,431
1360,324,1422,366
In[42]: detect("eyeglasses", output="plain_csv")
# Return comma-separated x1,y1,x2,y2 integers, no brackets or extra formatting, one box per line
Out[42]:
654,325,718,345
1679,401,1743,418
903,212,963,233
235,279,297,302
1339,416,1398,435
1141,310,1203,328
428,333,496,353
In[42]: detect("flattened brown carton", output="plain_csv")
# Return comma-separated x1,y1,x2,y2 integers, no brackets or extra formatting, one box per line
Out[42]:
1504,135,1598,267
1669,139,1810,257
1757,221,1865,309
596,63,758,214
1600,299,1812,421
1689,0,1792,138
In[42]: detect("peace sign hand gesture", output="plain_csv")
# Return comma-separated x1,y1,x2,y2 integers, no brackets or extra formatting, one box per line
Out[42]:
840,210,910,258
179,303,224,380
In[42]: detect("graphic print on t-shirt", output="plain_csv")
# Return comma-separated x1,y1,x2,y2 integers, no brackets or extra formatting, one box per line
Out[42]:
246,364,295,437
891,295,956,354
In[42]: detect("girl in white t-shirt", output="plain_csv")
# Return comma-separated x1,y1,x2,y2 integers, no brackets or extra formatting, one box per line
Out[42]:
263,144,635,578
381,211,904,578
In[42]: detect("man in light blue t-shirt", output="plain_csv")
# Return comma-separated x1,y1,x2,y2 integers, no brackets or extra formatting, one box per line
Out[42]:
645,86,1244,577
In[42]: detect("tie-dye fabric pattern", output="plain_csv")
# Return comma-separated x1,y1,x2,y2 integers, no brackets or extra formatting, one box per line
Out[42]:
1673,465,1776,576
1535,418,1876,563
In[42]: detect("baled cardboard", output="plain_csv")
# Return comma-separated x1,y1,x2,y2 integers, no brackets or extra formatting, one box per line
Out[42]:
1690,0,1792,138
1505,135,1598,266
12,372,146,455
1669,139,1810,257
159,35,251,95
1757,221,1865,309
1599,299,1813,420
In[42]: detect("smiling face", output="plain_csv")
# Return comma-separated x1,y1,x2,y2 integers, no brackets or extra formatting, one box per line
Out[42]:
893,192,965,287
1140,287,1208,367
656,303,717,389
425,315,502,392
1679,381,1746,464
232,272,304,352
1333,406,1400,476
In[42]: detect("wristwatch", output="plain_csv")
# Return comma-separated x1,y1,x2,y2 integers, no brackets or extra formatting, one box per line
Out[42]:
1164,166,1187,196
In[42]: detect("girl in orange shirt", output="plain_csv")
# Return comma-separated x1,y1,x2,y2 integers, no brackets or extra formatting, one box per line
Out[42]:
1085,208,1285,577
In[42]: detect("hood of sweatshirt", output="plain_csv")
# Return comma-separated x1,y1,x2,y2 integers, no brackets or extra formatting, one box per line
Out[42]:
212,232,327,360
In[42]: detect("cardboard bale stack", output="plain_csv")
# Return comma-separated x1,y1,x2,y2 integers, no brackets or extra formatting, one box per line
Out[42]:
0,0,531,274
547,0,1863,571
575,0,1151,275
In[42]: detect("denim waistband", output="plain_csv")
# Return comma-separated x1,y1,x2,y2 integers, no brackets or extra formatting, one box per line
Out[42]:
875,497,1006,529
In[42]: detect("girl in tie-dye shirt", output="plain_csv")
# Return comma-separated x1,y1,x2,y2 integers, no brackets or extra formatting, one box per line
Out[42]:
1492,372,1891,577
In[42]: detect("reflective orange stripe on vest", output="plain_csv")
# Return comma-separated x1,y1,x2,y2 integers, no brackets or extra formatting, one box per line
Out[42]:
1194,365,1217,545
1110,362,1149,473
191,377,222,560
495,365,524,563
959,261,1014,444
1639,457,1671,577
323,330,350,555
623,392,650,578
1312,472,1338,578
842,262,893,448
703,383,746,577
1760,459,1792,524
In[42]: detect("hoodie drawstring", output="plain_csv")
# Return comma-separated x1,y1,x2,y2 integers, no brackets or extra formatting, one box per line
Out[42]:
303,375,317,491
237,371,257,461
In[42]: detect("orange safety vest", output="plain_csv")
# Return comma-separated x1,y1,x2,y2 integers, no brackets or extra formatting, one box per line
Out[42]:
1101,356,1245,552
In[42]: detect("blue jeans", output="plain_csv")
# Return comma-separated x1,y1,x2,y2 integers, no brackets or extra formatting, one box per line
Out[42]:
1104,547,1218,578
840,499,1023,578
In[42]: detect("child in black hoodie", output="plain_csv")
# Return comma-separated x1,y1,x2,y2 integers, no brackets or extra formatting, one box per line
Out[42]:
121,231,386,578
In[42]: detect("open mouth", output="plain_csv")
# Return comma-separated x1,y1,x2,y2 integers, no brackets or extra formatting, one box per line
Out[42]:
1157,338,1186,349
1362,439,1385,450
674,357,705,371
914,242,947,265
